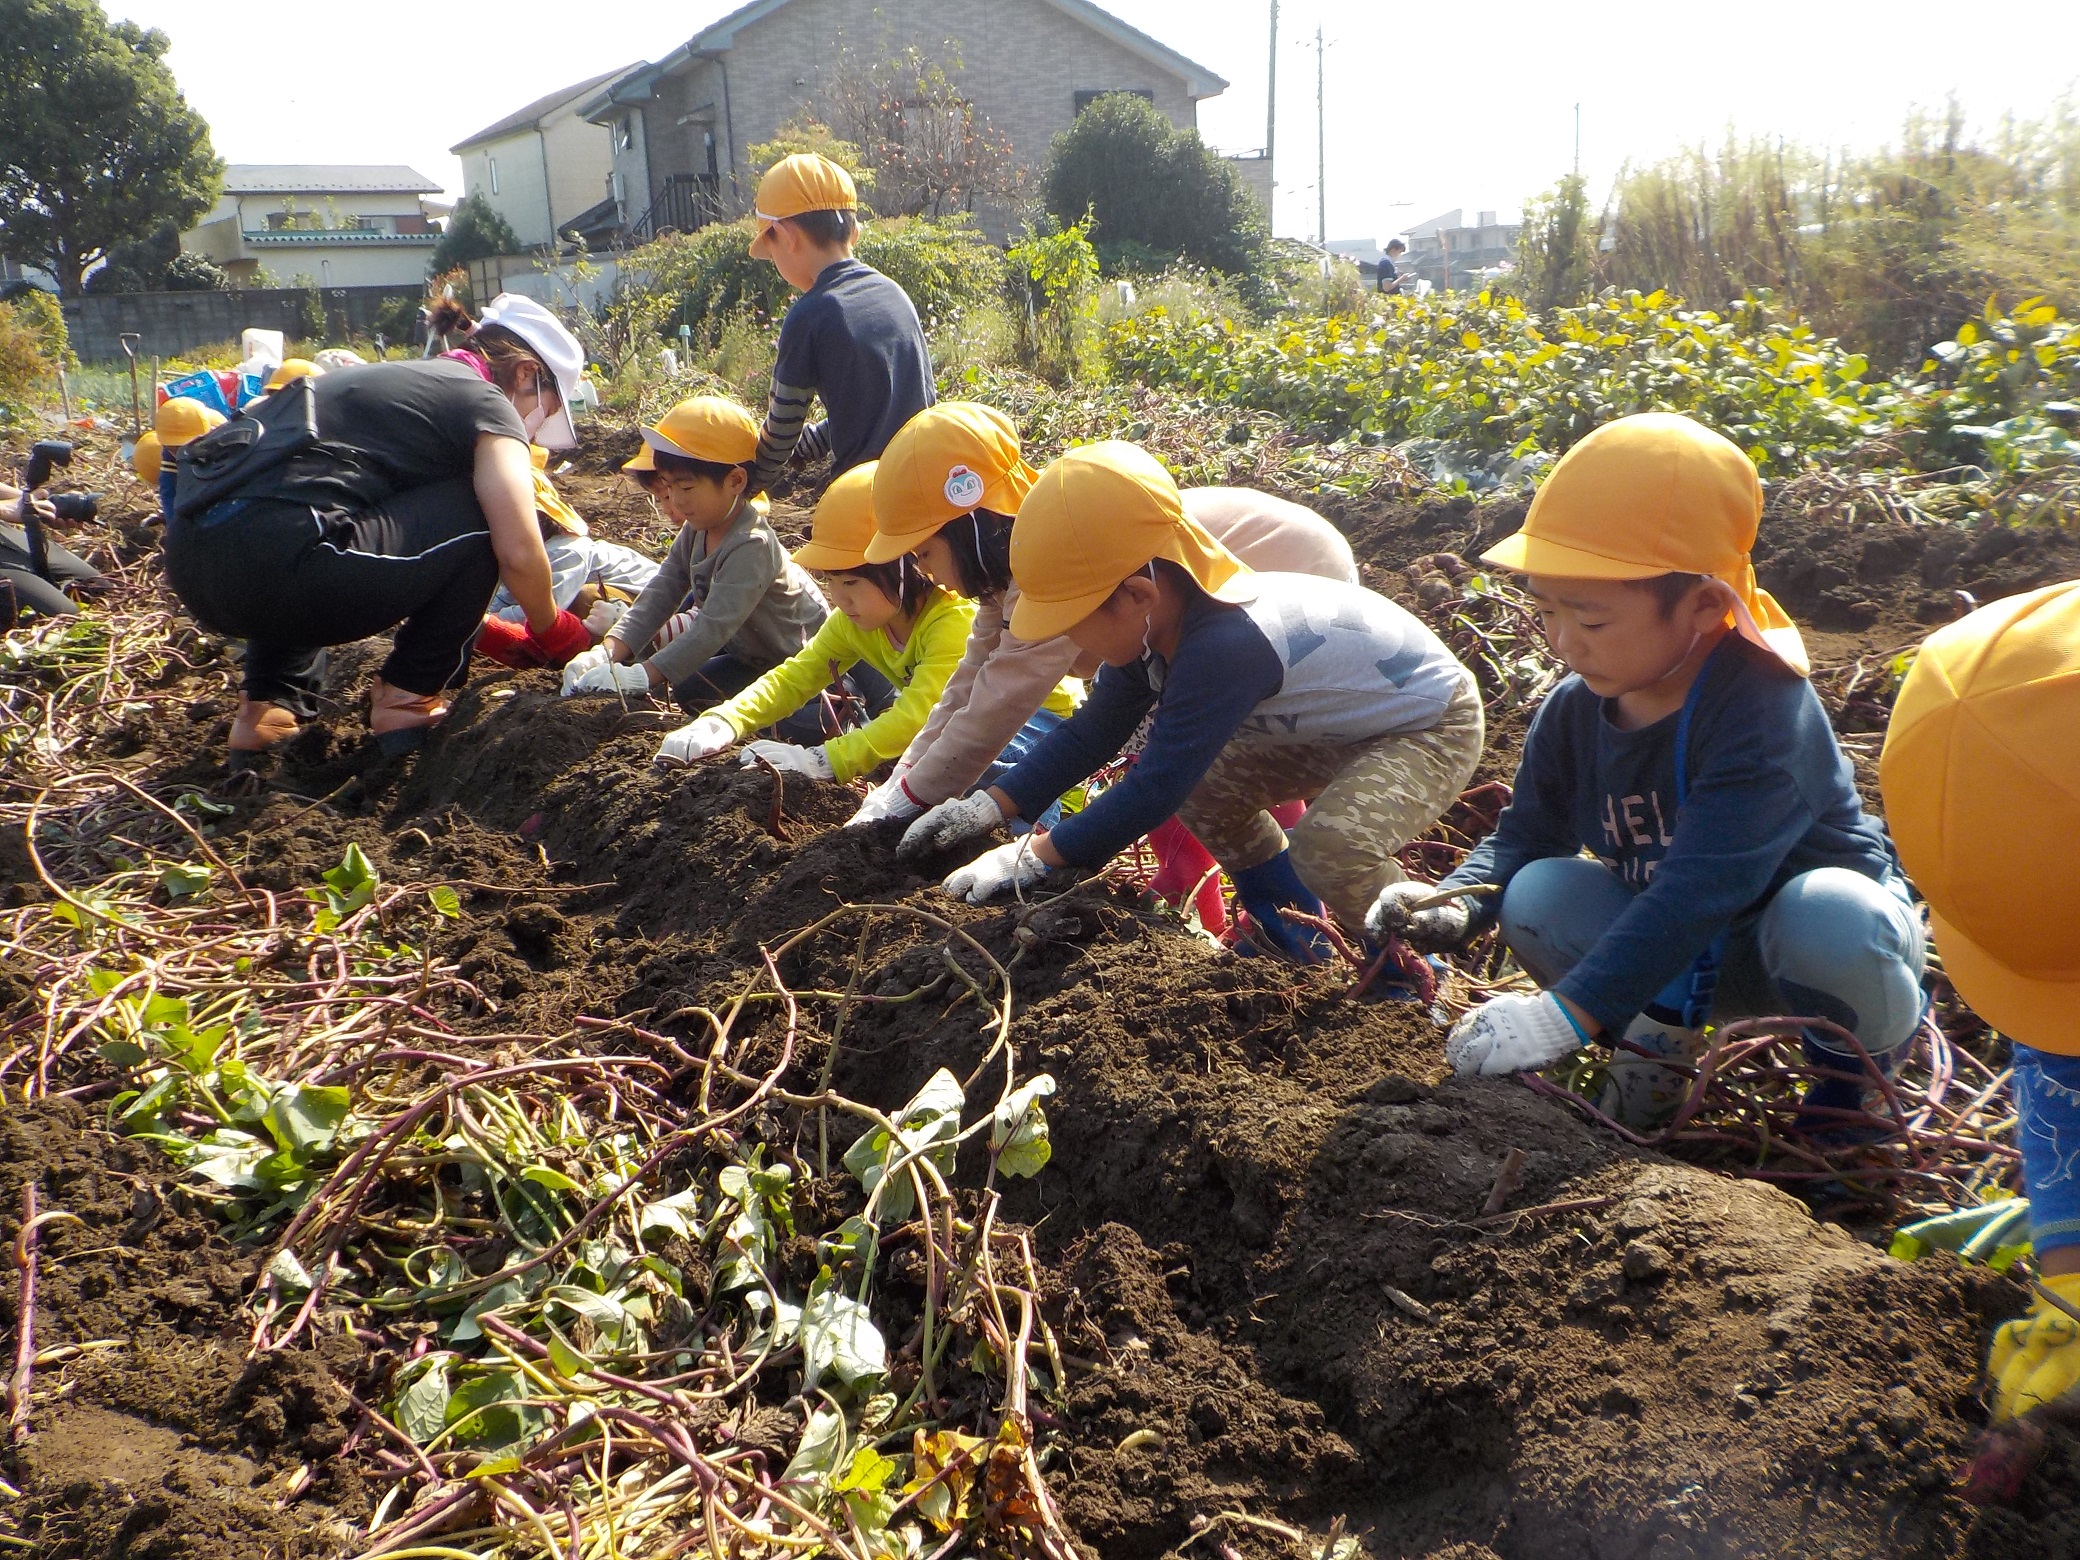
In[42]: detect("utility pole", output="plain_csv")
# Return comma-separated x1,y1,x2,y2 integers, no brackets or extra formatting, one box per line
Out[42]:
1265,0,1277,170
1573,103,1581,176
1315,25,1326,247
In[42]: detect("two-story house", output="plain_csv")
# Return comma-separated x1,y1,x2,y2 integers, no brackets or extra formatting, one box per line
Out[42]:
182,166,445,288
451,67,641,252
579,0,1229,242
1404,209,1523,292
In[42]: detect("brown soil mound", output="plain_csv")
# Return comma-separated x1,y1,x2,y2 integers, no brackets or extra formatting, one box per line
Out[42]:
6,437,2079,1558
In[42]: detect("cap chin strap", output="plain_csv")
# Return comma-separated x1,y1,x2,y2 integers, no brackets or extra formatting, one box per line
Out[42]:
1139,560,1159,662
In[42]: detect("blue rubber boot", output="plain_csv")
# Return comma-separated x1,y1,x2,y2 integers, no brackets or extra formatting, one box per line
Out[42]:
1229,851,1333,964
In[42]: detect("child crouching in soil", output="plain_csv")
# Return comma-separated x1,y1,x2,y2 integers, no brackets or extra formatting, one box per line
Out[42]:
474,445,660,663
1879,582,2080,1436
559,398,830,735
1373,413,1926,1129
649,463,975,782
909,441,1481,963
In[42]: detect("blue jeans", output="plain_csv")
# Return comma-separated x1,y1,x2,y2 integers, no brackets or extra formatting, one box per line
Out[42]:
2016,1046,2080,1256
1499,856,1928,1057
979,708,1068,834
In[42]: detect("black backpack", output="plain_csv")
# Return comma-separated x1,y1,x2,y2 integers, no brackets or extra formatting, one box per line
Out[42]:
172,374,321,522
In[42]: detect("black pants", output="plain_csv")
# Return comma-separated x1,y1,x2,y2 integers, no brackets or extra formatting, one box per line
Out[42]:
672,653,898,746
1,522,104,619
163,479,499,710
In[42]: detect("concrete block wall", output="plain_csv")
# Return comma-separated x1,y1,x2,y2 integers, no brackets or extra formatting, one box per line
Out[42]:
63,285,424,363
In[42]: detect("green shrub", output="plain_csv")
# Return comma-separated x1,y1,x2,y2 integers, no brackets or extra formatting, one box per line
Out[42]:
618,214,1007,355
7,287,71,369
1042,93,1267,280
1007,217,1099,383
0,296,58,422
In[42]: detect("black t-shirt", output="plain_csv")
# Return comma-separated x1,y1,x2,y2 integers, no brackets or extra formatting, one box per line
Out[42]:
1377,256,1400,291
772,258,934,473
270,358,527,511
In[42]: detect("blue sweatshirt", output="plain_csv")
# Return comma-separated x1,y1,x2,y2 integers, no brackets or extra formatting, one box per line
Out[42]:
998,573,1470,869
1441,635,1894,1031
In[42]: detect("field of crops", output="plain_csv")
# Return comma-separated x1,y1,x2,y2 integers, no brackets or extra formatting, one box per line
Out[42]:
3,282,2080,1560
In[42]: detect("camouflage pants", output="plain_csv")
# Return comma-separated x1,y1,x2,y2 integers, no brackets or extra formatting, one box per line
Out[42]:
1176,679,1485,929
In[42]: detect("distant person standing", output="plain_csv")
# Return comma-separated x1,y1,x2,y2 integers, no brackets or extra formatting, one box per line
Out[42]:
1376,237,1407,295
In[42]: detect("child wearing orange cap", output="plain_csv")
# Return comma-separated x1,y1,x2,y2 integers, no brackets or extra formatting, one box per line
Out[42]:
561,397,828,722
1880,582,2080,1437
914,442,1480,963
650,464,974,781
1379,413,1924,1128
742,153,934,497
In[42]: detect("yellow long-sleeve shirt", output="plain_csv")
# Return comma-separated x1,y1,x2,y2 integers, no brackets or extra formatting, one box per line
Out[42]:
713,588,977,782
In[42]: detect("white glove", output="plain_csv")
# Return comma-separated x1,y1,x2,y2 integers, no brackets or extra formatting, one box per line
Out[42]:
1366,880,1474,952
941,838,1050,905
1445,992,1589,1077
898,791,1006,861
565,656,651,698
560,644,610,693
848,775,925,827
741,740,833,780
655,714,736,768
584,599,628,638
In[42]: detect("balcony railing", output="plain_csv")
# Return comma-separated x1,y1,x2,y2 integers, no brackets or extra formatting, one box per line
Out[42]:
631,173,723,242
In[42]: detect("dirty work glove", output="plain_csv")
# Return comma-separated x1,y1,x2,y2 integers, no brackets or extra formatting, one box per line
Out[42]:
560,643,611,692
655,714,736,768
565,658,652,697
898,790,1005,861
1366,880,1475,953
942,838,1049,905
584,598,627,639
1446,991,1592,1077
526,608,592,668
741,740,833,780
849,775,925,827
1992,1276,2080,1423
475,614,541,669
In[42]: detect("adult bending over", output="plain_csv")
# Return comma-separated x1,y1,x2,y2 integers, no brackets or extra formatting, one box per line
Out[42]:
161,295,592,768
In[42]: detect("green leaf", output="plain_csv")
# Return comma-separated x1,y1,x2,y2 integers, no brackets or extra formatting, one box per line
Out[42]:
844,1068,964,1225
159,862,213,901
545,1332,592,1381
395,1359,451,1444
443,1369,539,1447
263,1084,351,1158
97,1039,148,1068
427,885,462,918
781,1405,847,1487
317,843,379,918
520,1165,583,1195
990,1074,1056,1180
449,1277,525,1343
266,1248,314,1295
637,1187,704,1241
87,966,126,997
545,1284,634,1349
801,1275,888,1390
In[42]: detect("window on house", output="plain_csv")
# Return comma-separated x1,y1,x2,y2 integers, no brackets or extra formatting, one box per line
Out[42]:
489,158,500,195
1074,88,1154,115
615,119,634,153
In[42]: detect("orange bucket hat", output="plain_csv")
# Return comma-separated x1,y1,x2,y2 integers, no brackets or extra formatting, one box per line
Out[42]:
1482,412,1808,676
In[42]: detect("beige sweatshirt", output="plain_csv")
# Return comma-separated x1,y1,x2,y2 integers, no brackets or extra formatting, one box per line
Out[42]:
892,487,1360,804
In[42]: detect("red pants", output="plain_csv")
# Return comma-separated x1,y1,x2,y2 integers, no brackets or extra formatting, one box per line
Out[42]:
1147,803,1305,936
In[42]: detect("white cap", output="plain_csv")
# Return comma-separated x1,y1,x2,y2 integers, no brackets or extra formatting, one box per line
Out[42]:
476,293,586,451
